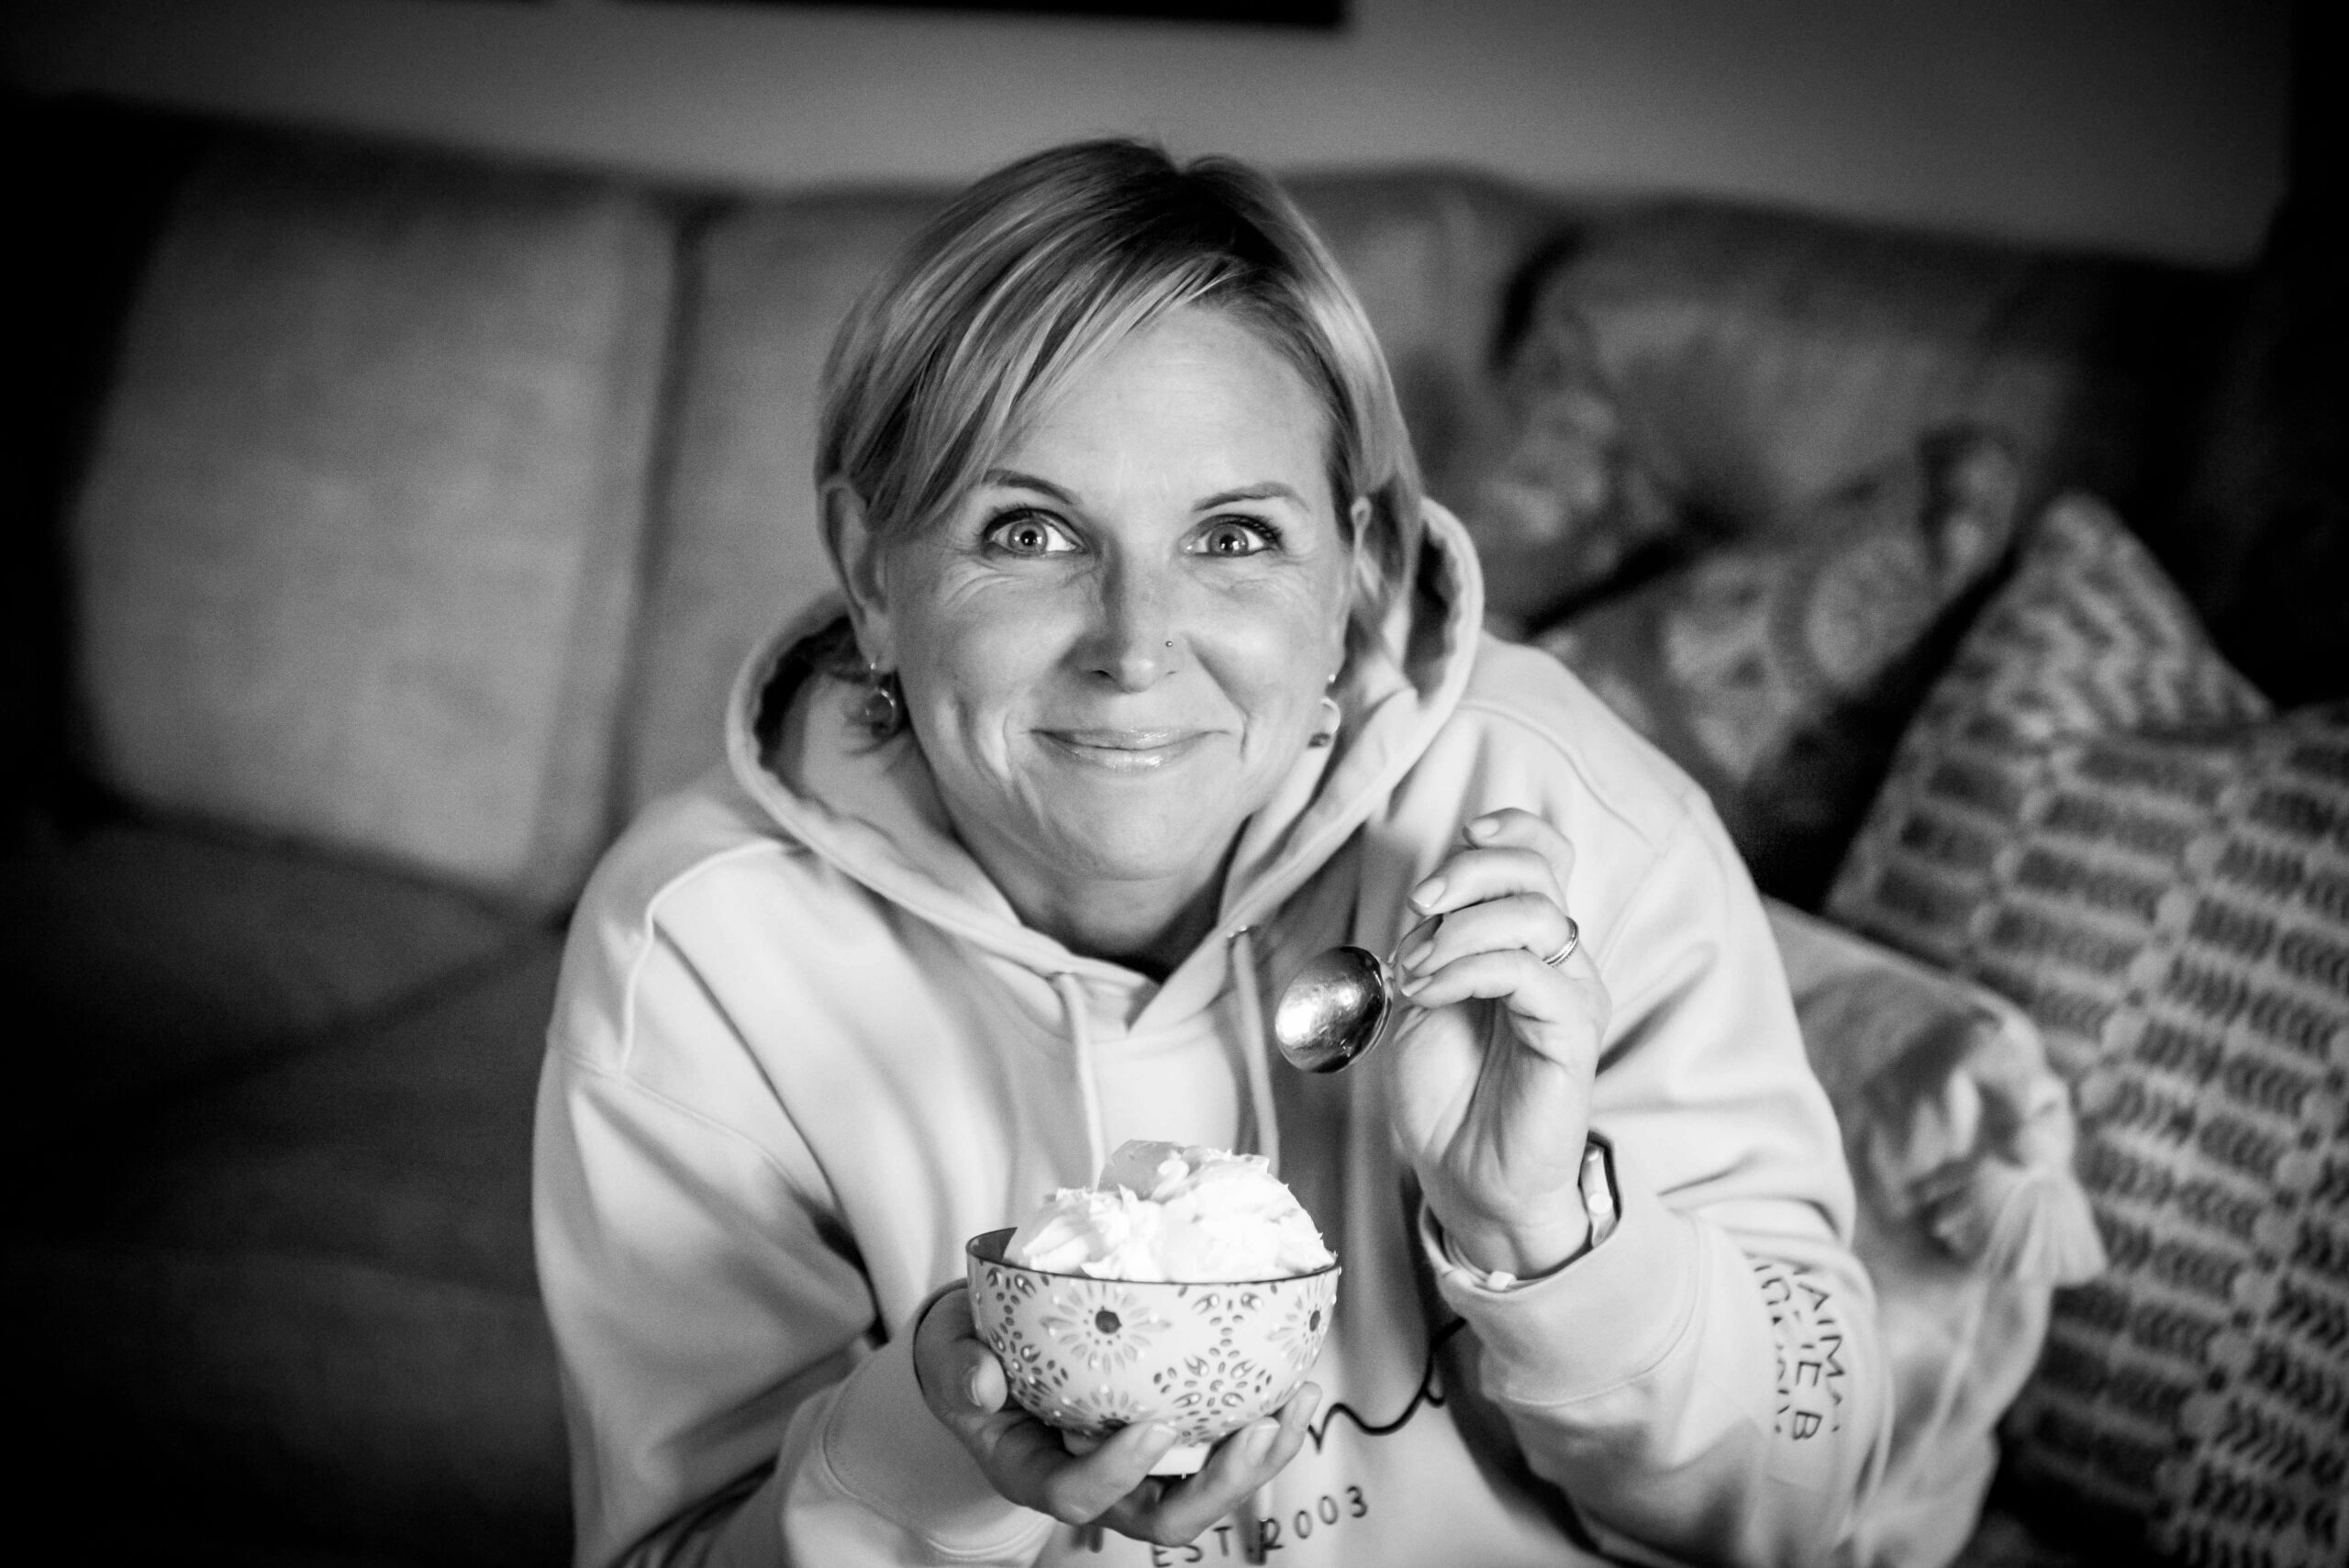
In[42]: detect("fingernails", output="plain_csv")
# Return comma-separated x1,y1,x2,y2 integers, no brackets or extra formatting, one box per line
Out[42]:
1142,1422,1178,1452
1467,817,1500,840
964,1368,992,1409
1409,876,1445,910
1241,1419,1278,1462
1397,937,1432,972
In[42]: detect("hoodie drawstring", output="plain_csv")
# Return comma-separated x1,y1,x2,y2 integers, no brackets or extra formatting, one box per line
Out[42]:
1052,972,1110,1181
1058,941,1285,1562
1228,926,1286,1562
1052,933,1282,1186
1227,927,1282,1178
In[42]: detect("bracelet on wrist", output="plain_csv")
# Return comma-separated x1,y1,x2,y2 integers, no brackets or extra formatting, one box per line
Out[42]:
1452,1134,1619,1292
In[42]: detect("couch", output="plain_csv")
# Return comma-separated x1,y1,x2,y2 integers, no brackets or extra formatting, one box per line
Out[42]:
7,95,2343,1567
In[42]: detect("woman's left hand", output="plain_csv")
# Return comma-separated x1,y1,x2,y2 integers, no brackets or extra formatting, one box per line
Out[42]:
1382,808,1612,1282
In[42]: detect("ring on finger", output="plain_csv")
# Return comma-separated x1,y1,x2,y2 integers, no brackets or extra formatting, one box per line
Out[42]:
1540,916,1581,968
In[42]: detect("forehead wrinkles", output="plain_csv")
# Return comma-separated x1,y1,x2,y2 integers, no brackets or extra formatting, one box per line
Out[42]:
999,316,1330,516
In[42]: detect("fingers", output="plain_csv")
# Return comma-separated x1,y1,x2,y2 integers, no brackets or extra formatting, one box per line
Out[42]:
1399,809,1603,995
1469,807,1578,889
1408,809,1575,916
999,1419,1183,1525
916,1287,1174,1521
913,1287,1004,1429
1397,895,1579,984
916,1289,1324,1542
1097,1385,1322,1546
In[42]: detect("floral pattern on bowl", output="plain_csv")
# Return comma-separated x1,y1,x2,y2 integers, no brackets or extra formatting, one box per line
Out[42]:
965,1228,1340,1474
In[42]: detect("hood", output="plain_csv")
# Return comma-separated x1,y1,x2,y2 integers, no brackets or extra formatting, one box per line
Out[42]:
721,501,1486,1169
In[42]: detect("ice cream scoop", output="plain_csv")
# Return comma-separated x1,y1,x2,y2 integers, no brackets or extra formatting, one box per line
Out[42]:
1008,1140,1333,1283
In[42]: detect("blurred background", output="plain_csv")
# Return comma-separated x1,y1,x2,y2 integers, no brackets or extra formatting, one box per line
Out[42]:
2,0,2293,266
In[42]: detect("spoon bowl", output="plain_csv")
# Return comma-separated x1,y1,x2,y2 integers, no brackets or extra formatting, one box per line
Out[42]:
1273,944,1396,1073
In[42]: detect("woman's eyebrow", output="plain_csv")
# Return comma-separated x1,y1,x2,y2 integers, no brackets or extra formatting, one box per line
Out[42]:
1196,483,1305,510
980,468,1079,505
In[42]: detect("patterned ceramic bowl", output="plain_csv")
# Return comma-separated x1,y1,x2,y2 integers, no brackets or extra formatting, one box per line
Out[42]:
965,1228,1341,1474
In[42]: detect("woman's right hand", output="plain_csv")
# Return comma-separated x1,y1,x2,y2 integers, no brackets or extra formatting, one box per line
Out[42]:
913,1285,1320,1548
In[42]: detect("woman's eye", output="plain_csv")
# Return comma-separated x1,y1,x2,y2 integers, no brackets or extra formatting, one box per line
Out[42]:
984,512,1076,557
1196,518,1276,557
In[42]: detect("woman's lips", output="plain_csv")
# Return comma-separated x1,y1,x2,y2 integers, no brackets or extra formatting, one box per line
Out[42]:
1037,728,1208,772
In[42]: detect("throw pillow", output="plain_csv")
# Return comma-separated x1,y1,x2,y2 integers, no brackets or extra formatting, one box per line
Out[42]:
1538,427,2022,904
1770,900,2104,1568
1456,305,1683,631
1828,495,2349,1567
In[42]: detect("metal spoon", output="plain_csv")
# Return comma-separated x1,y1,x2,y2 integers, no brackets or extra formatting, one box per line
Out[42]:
1271,918,1434,1073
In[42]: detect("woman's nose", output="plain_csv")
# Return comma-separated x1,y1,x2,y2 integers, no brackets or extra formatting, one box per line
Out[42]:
1078,560,1181,691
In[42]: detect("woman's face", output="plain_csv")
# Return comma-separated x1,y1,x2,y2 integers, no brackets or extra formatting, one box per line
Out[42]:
852,305,1358,915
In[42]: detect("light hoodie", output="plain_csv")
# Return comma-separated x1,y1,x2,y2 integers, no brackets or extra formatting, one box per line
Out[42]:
535,502,1890,1568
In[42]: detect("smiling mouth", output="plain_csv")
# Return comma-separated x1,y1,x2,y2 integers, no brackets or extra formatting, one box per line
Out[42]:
1038,729,1207,771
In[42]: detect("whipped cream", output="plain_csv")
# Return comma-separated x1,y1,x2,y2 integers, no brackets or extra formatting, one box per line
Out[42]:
1007,1140,1335,1284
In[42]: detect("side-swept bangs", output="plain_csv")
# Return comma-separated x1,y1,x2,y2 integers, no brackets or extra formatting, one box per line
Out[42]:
816,139,1423,663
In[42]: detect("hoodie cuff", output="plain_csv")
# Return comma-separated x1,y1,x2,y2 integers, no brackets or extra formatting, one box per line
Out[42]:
811,1287,1056,1562
1419,1147,1700,1409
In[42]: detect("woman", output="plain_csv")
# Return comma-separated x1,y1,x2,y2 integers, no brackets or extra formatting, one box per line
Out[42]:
536,140,1888,1566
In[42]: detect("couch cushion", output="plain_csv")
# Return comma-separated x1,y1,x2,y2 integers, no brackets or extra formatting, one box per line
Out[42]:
624,190,938,812
1451,300,1683,631
1540,428,2022,904
1,821,522,1120
1535,203,2228,549
1827,497,2349,1566
10,940,569,1566
1283,172,1574,524
71,130,672,910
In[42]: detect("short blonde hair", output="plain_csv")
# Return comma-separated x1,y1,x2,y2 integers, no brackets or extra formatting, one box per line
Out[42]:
816,139,1424,663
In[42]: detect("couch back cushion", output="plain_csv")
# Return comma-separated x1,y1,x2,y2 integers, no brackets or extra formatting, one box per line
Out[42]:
72,131,671,911
623,191,938,814
1522,203,2229,540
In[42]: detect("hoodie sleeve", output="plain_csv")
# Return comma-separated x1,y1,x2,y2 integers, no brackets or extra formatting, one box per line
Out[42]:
1419,800,1892,1567
534,917,1057,1568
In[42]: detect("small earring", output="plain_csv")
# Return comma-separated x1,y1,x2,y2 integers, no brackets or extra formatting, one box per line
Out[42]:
1308,692,1342,749
856,665,906,738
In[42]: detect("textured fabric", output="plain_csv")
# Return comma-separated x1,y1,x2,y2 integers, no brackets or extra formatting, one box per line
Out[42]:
1948,1506,2097,1568
1531,203,2228,546
1828,497,2349,1567
0,821,521,1117
10,941,568,1565
1772,900,2104,1568
624,191,939,814
1538,428,2023,903
71,130,672,909
1282,173,1576,605
1455,303,1681,631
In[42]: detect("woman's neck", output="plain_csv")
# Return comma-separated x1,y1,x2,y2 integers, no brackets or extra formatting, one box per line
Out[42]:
957,817,1235,982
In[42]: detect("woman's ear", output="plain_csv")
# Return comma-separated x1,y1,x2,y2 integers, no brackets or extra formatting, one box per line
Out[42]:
820,480,896,668
1340,494,1375,653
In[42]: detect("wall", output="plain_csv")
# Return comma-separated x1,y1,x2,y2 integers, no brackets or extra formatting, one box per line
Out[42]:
1,0,2290,266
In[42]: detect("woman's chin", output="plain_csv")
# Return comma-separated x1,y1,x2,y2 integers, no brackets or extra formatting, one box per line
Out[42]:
1022,795,1245,893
